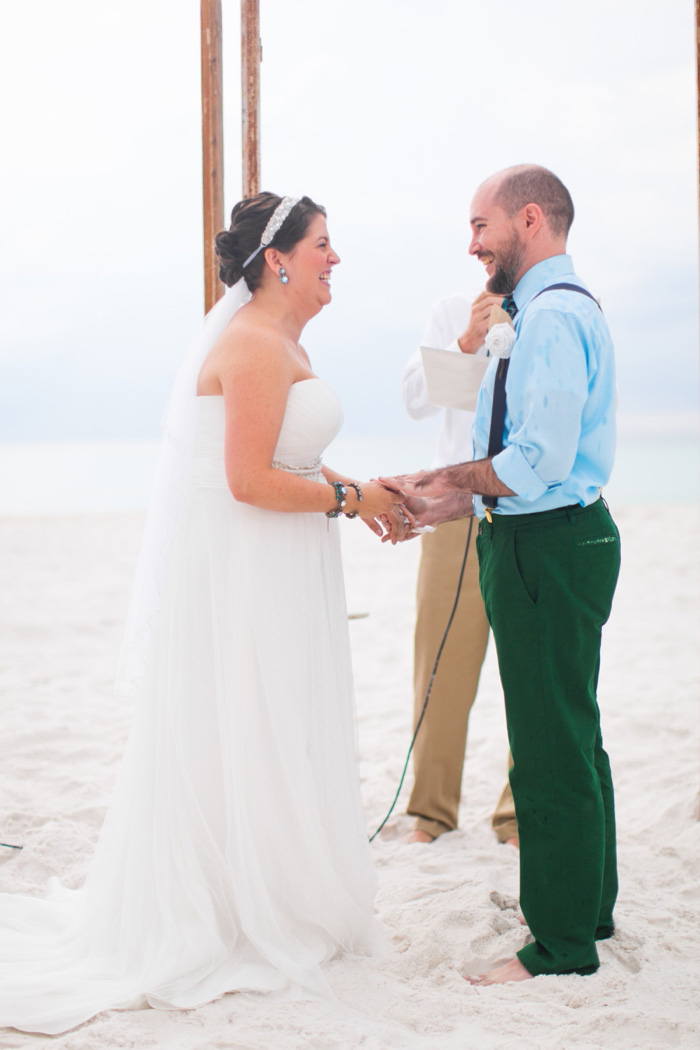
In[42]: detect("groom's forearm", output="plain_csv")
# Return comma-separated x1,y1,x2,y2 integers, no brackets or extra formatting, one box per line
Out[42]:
419,458,516,499
382,458,517,535
411,490,475,526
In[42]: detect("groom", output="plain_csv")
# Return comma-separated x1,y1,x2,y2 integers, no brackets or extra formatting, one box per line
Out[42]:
389,164,620,984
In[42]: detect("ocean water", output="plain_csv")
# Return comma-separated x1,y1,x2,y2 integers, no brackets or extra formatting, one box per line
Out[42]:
0,428,697,516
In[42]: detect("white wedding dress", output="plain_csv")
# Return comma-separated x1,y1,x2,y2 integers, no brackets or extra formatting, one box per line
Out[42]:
0,378,380,1035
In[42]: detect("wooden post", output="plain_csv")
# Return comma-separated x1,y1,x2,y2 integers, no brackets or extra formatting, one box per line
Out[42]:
241,0,261,198
696,0,700,822
201,0,225,313
696,0,700,231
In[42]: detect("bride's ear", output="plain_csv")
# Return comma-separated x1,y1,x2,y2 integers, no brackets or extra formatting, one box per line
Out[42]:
263,247,282,277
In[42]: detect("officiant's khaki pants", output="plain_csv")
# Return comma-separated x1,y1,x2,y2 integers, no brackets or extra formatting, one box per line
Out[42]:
406,518,516,841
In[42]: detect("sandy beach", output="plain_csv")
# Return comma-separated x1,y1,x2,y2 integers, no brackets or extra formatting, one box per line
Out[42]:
0,503,698,1049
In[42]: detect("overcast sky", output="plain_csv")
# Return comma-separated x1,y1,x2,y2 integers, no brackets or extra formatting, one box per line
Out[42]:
0,0,697,441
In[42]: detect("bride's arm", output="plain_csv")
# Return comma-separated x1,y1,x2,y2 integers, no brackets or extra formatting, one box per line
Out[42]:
219,331,402,519
321,465,411,535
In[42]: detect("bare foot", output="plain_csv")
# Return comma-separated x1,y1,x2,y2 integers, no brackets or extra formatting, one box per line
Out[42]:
464,958,533,986
505,837,519,849
403,829,435,844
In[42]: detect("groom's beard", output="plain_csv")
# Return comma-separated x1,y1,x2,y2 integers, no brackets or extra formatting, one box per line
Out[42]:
485,231,525,295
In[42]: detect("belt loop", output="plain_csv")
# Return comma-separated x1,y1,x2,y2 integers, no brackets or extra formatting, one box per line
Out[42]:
567,506,577,525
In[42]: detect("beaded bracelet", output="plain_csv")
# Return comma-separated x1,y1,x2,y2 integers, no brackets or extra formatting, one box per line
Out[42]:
344,482,363,519
325,481,347,518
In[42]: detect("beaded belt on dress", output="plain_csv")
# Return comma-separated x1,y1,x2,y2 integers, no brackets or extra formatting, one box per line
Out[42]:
272,457,323,479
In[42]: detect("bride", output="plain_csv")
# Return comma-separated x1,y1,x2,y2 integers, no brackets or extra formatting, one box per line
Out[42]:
0,193,407,1034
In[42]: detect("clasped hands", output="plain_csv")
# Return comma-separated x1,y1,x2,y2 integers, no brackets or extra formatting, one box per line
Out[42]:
362,471,474,544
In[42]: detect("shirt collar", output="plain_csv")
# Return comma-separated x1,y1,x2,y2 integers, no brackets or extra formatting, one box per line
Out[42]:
512,254,575,314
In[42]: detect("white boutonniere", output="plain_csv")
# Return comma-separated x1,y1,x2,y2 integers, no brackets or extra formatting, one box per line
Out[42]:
484,304,516,359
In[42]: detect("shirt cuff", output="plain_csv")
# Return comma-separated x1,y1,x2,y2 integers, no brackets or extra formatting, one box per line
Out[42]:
444,338,462,355
492,445,549,502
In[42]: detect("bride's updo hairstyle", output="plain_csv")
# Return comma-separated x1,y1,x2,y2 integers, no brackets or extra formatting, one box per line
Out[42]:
215,192,326,292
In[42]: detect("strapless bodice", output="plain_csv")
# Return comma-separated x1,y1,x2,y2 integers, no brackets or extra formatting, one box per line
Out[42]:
192,378,343,489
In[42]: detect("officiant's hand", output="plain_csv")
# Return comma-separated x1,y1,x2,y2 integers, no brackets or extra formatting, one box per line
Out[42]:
458,290,503,354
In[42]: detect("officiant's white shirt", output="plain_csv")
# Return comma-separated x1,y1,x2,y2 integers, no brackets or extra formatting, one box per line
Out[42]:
402,290,486,468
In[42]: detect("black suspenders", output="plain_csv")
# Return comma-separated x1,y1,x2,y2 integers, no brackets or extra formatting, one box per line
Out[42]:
532,282,601,309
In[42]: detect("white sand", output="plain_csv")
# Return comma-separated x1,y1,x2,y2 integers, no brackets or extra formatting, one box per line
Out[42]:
0,505,698,1049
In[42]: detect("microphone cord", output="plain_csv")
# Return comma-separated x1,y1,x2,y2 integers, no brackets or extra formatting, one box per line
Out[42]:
369,516,474,843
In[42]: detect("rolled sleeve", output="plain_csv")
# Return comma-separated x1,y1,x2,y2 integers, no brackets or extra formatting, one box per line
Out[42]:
492,445,549,501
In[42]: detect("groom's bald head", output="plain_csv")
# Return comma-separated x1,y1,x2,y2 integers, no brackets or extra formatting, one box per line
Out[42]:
484,165,575,238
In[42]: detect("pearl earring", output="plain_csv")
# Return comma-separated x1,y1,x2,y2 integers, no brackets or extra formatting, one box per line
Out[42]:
279,267,289,284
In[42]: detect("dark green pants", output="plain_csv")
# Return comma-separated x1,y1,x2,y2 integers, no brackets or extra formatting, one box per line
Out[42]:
477,499,620,976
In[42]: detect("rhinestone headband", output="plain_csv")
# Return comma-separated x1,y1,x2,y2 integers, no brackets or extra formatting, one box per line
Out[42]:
242,196,301,269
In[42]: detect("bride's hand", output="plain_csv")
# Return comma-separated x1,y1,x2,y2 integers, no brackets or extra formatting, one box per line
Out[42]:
360,516,384,538
351,483,418,543
378,501,422,543
355,481,406,521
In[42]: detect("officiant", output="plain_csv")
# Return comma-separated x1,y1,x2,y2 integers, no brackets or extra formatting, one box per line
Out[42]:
401,290,517,846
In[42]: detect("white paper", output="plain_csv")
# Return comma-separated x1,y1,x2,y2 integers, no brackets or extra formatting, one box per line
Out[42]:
420,346,490,412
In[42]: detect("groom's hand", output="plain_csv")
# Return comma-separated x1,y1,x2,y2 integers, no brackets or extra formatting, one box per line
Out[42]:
380,471,456,501
379,499,431,543
378,473,475,542
379,470,430,492
375,477,426,543
378,484,475,538
379,471,453,498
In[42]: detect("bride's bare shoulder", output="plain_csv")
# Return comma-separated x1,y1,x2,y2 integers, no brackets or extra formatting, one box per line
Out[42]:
198,313,291,395
222,312,288,361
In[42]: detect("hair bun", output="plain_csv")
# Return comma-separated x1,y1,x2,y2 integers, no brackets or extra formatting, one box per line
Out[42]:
214,230,247,288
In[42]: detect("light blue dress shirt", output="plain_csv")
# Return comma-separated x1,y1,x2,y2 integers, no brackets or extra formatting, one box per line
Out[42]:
472,255,616,518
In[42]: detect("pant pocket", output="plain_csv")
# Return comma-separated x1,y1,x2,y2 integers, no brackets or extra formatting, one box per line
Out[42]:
511,527,539,606
573,518,621,622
